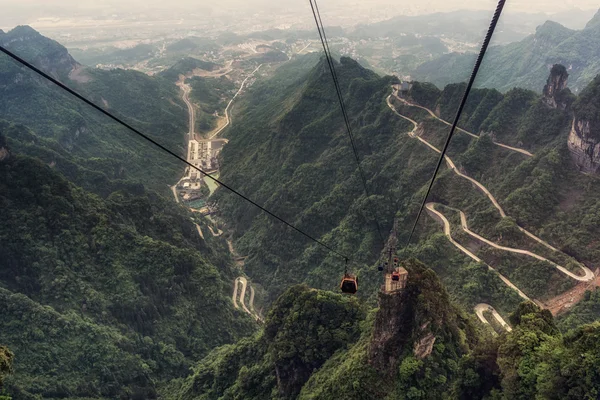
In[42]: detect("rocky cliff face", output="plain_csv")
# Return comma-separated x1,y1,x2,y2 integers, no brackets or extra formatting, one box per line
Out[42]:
542,64,570,109
368,260,472,377
568,118,600,173
568,75,600,173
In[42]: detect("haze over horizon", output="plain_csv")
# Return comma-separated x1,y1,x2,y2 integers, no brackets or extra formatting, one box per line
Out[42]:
1,0,598,33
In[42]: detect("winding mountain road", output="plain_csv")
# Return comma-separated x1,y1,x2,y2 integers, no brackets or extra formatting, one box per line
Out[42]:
474,303,512,332
458,210,593,281
425,203,531,301
207,64,263,140
208,225,223,237
392,90,533,157
386,91,592,279
232,276,262,321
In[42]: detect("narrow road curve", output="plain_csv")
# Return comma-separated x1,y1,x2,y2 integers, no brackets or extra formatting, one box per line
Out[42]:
386,92,582,265
391,90,533,157
207,64,263,140
195,223,204,240
458,210,593,281
233,276,262,321
474,303,512,332
208,225,223,237
426,203,531,302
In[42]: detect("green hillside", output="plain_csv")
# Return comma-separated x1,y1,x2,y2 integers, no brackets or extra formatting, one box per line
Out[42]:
0,129,256,399
210,55,599,314
167,261,600,399
0,26,189,195
413,10,600,93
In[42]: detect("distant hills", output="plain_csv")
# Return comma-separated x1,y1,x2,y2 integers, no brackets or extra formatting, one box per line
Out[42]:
413,9,600,93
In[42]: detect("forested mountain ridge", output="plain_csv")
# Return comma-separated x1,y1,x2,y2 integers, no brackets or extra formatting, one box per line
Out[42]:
0,27,259,400
168,260,600,399
413,9,600,93
0,128,256,399
0,26,189,195
213,54,600,317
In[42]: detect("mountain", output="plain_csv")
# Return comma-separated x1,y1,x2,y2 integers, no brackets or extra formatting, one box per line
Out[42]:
0,28,258,399
70,43,158,68
412,10,600,93
167,260,600,399
166,261,475,399
0,26,188,196
0,25,78,79
212,56,599,311
0,129,256,399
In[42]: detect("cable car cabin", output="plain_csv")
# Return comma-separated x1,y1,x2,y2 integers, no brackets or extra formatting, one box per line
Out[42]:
382,267,408,294
340,274,358,294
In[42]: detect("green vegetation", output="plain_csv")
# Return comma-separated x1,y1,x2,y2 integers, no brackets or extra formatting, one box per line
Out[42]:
166,285,364,400
557,289,600,332
0,136,256,398
169,260,600,399
0,27,189,196
159,57,220,83
189,76,236,133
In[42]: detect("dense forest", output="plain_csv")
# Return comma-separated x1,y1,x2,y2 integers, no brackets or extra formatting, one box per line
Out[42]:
166,260,600,399
0,27,257,399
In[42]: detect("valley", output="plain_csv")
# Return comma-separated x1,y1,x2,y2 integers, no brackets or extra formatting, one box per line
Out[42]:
2,6,600,398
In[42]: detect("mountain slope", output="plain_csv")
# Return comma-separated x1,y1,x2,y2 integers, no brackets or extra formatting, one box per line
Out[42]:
168,260,600,399
0,26,188,195
0,130,256,399
413,10,600,93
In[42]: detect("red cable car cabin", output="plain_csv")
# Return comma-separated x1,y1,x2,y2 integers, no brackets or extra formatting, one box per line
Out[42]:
340,273,358,294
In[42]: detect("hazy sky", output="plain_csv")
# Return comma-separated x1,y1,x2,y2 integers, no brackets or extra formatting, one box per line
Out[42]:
1,0,598,33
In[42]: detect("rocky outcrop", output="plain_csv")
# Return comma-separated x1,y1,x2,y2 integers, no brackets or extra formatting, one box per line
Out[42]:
368,260,472,377
568,75,600,173
542,64,570,109
368,291,414,376
568,118,600,173
0,134,8,162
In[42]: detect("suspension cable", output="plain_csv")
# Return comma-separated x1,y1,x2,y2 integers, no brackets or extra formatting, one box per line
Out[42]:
404,0,506,248
309,0,385,243
0,44,350,262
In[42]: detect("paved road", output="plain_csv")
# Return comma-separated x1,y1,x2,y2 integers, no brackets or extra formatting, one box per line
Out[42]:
391,91,533,157
207,64,263,140
458,210,593,281
208,225,223,237
195,223,204,240
178,79,196,139
474,303,512,332
386,91,581,268
426,202,531,301
232,277,262,321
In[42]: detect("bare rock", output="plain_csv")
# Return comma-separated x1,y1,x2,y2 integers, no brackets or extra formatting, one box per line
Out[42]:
568,118,600,173
542,64,570,109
